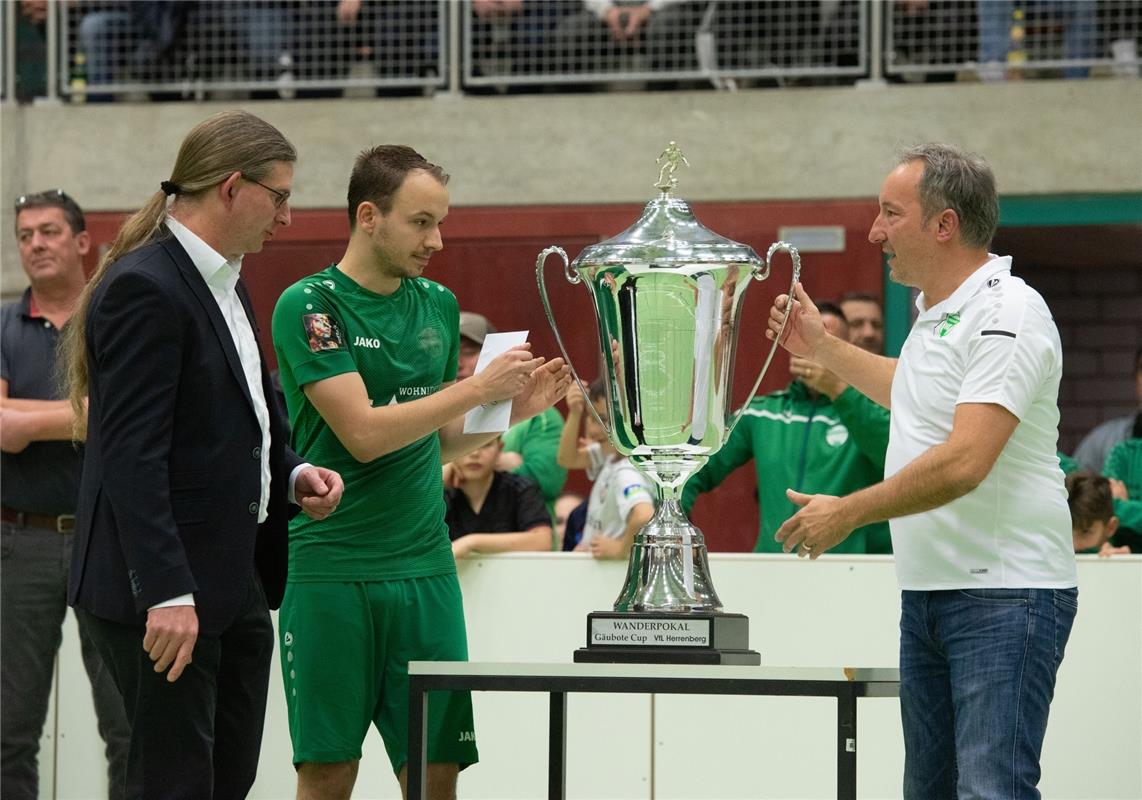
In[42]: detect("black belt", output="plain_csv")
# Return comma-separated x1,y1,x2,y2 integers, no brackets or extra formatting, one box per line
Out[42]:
0,505,76,533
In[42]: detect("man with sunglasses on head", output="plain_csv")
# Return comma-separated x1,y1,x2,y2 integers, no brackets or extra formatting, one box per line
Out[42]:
2,190,131,800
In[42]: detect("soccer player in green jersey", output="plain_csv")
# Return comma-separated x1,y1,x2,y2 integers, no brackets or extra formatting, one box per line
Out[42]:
272,145,570,800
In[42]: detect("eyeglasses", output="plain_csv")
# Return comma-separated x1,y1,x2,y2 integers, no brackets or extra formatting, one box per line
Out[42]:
242,175,291,209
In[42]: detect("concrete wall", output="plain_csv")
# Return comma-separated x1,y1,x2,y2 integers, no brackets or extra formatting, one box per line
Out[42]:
3,78,1141,292
43,554,1142,799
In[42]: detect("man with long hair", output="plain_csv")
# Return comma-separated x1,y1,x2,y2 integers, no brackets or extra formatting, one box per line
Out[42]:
63,110,344,799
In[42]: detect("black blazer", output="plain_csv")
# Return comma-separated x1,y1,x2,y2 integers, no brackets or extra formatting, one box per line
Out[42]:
69,233,301,636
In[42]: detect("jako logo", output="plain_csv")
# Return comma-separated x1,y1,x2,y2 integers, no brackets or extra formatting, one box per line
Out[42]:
354,336,381,349
283,632,294,646
457,731,475,742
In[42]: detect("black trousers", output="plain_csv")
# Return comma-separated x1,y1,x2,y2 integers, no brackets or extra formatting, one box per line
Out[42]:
78,576,274,800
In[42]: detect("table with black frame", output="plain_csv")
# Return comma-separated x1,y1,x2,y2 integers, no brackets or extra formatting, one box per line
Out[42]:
407,661,900,799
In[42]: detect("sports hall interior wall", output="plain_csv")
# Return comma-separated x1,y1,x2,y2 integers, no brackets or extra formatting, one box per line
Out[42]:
2,80,1139,550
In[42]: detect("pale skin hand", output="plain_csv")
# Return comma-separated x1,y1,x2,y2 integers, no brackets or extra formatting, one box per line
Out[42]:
789,355,846,400
776,402,1018,558
604,4,652,40
1099,541,1131,557
144,605,198,683
294,466,344,520
768,283,897,408
588,502,653,560
1109,478,1129,501
0,408,34,452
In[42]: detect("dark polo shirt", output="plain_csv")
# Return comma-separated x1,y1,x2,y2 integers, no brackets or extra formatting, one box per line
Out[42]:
445,471,550,541
1,289,81,514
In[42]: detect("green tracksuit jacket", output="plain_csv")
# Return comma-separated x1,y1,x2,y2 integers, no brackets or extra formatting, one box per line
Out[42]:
682,380,892,554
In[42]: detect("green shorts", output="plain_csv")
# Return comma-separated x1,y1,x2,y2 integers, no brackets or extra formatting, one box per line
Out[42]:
279,573,478,772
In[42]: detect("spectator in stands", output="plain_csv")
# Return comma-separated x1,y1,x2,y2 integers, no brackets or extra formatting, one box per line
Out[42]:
451,311,568,513
14,0,49,101
2,189,132,800
1102,415,1142,553
445,436,553,557
557,378,654,560
77,1,290,96
977,0,1097,81
332,0,439,82
839,291,886,354
1065,471,1128,556
1073,348,1142,473
551,0,704,75
682,302,890,554
469,0,570,81
553,491,585,550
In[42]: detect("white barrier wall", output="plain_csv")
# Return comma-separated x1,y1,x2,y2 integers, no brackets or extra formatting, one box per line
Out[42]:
47,555,1142,799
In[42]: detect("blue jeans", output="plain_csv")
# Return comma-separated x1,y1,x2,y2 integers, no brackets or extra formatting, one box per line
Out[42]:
899,587,1078,800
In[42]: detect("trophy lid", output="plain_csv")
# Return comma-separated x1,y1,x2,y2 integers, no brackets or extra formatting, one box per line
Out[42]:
573,143,762,269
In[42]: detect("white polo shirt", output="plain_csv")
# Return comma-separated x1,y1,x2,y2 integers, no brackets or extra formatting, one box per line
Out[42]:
886,255,1077,590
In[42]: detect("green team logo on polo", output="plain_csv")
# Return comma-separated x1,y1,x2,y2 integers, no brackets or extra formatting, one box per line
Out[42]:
935,312,962,338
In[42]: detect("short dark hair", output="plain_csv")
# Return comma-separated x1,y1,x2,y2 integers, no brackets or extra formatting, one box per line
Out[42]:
816,301,846,322
839,291,881,308
347,145,449,229
1065,471,1114,532
588,377,607,402
15,189,86,234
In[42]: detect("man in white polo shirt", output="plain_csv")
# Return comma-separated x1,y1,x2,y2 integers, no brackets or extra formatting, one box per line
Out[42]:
766,143,1077,799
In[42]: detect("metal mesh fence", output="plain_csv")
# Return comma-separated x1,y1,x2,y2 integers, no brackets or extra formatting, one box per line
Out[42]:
886,0,1142,81
60,0,448,101
25,0,1142,101
464,0,867,87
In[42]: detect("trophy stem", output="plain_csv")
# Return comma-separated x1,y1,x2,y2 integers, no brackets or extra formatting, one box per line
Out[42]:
612,460,724,614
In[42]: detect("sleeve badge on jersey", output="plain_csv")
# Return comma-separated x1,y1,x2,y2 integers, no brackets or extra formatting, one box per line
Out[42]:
303,313,344,352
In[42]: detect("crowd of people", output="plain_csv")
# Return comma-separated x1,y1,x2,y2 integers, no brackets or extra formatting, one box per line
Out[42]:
8,0,1139,102
2,113,1138,800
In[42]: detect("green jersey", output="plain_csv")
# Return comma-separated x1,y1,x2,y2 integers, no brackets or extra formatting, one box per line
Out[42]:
682,381,891,554
502,407,567,506
272,265,459,581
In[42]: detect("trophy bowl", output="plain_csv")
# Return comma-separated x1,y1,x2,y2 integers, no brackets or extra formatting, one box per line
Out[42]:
537,145,801,664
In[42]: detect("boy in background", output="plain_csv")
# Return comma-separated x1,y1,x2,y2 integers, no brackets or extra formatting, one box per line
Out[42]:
557,379,653,560
445,436,553,558
1065,471,1128,556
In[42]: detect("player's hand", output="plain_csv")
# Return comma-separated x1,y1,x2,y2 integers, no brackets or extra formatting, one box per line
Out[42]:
473,345,544,405
144,605,198,682
767,283,827,359
296,466,344,520
774,489,855,560
512,358,572,422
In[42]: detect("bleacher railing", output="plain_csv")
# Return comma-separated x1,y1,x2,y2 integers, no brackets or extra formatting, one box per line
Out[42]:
29,1,1142,103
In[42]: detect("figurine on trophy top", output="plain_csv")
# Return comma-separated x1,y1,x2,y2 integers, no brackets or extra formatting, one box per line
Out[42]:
537,143,804,665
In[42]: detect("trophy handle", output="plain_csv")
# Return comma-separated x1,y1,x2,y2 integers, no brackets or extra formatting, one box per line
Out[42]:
726,241,803,436
536,246,612,436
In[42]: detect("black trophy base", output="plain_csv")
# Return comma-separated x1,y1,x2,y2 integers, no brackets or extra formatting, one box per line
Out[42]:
574,611,761,666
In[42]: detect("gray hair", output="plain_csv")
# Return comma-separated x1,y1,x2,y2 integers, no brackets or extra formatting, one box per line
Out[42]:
897,143,999,249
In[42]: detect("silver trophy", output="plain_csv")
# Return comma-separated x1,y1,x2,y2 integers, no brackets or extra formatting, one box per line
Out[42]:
538,144,801,665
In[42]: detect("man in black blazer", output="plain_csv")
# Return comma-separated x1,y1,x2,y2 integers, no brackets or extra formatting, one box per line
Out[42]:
65,111,343,800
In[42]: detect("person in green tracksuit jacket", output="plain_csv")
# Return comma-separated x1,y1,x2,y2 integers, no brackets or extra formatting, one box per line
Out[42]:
682,302,891,554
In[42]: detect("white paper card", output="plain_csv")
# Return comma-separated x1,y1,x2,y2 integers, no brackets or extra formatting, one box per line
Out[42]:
463,330,529,434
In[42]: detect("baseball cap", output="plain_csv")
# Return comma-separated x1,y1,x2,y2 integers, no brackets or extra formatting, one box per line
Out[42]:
459,311,496,345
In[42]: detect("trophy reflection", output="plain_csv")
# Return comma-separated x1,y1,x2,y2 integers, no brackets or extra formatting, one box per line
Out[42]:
537,144,801,665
